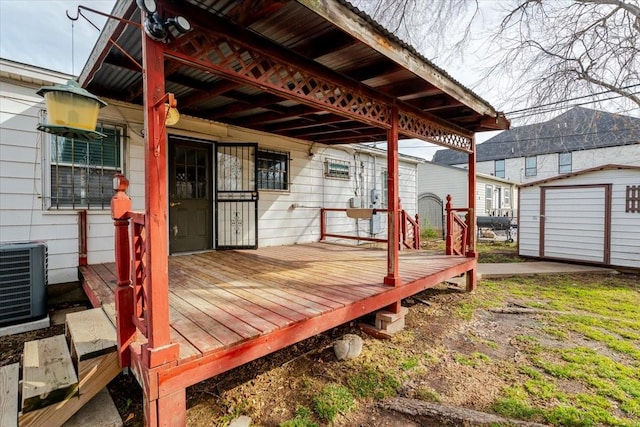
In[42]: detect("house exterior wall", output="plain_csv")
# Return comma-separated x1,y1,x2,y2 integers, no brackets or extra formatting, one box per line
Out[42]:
417,162,518,220
0,61,418,284
453,144,640,184
0,63,83,284
518,168,640,268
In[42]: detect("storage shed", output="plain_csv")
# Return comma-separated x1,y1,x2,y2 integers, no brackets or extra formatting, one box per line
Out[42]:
518,164,640,268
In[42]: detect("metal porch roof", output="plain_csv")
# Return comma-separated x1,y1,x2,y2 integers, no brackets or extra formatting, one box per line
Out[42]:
79,0,509,148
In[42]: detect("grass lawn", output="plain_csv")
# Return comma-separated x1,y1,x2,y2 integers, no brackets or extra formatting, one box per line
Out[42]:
459,274,640,427
270,272,640,427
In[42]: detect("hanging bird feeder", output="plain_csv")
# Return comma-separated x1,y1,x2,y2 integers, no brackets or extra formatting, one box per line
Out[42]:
37,80,108,140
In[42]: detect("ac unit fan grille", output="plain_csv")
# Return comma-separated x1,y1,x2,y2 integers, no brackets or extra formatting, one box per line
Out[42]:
0,243,47,325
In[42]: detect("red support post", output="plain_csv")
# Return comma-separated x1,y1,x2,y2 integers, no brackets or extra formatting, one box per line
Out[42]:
466,136,477,291
111,174,135,368
141,15,179,368
78,210,88,266
384,106,401,287
320,208,326,241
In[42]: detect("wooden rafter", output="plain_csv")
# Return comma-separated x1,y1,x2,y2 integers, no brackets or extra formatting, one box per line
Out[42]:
163,2,473,151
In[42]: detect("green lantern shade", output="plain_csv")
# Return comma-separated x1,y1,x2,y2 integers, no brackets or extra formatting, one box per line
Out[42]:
37,80,108,140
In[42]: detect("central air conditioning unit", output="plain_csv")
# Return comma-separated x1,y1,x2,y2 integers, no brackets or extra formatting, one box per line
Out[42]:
0,242,48,326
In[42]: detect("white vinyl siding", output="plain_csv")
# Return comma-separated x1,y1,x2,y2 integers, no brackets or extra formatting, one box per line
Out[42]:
519,168,640,268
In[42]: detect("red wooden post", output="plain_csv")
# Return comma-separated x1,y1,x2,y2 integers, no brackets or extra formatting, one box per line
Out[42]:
414,213,420,249
78,210,88,266
141,15,179,368
445,194,453,255
466,136,477,291
111,174,135,367
320,208,326,241
384,106,401,287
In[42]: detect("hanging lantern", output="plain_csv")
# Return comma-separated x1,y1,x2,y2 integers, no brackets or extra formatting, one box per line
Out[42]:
37,80,108,140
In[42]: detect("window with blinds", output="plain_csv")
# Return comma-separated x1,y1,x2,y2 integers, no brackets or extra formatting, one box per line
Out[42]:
49,124,123,209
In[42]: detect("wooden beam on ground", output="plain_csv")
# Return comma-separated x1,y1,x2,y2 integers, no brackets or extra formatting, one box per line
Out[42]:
0,363,19,427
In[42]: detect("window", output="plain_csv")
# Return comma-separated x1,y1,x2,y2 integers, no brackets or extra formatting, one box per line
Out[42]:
504,188,511,207
485,185,493,213
558,152,572,174
324,158,350,179
257,149,289,190
48,124,122,209
627,185,640,213
494,159,505,178
525,156,537,177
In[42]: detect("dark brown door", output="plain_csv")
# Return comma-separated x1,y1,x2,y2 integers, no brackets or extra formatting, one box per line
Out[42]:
169,138,212,253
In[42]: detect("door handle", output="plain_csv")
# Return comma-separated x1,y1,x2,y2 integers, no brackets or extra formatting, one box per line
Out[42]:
170,202,181,207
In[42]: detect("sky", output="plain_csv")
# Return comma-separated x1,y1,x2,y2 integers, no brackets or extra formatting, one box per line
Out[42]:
0,1,635,161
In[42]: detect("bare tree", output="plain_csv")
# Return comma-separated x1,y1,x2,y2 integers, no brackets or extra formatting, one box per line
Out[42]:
352,0,640,113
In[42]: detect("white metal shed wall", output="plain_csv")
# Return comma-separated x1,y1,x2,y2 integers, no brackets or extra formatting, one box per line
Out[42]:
519,168,640,268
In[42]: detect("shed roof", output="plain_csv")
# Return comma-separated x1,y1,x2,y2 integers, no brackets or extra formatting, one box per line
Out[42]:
79,0,508,149
519,164,640,188
433,107,640,164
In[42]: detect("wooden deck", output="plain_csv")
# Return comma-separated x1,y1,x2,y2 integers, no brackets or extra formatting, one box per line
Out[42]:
80,243,474,393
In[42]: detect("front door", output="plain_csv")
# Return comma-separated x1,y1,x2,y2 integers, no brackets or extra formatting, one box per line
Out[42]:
169,137,213,253
215,143,258,249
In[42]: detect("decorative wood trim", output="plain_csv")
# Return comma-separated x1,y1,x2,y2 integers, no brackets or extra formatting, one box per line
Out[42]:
163,2,473,151
627,185,640,213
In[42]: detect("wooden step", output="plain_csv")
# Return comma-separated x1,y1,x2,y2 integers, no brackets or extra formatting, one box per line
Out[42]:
21,335,78,413
19,350,121,427
65,308,117,395
1,363,20,427
20,308,121,427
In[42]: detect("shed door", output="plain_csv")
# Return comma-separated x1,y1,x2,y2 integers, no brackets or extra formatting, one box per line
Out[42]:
540,185,610,263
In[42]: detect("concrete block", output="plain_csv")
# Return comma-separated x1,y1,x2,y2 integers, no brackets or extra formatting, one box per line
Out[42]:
375,307,408,334
0,316,50,337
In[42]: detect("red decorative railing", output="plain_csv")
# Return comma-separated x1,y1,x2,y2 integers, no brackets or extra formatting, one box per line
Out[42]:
320,207,420,249
401,210,420,250
110,174,152,367
129,212,148,337
445,194,473,256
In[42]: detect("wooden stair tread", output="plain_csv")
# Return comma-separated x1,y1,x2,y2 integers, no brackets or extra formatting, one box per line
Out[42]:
1,363,19,427
21,335,78,413
66,308,116,362
19,352,121,427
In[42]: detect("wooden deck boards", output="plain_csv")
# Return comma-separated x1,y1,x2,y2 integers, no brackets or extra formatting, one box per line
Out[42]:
80,243,474,379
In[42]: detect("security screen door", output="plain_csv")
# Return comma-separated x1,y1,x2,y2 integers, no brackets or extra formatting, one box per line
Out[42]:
215,143,258,249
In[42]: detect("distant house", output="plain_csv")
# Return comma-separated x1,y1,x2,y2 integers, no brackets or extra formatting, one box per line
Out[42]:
518,164,640,269
0,58,422,285
417,161,518,235
433,107,640,183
